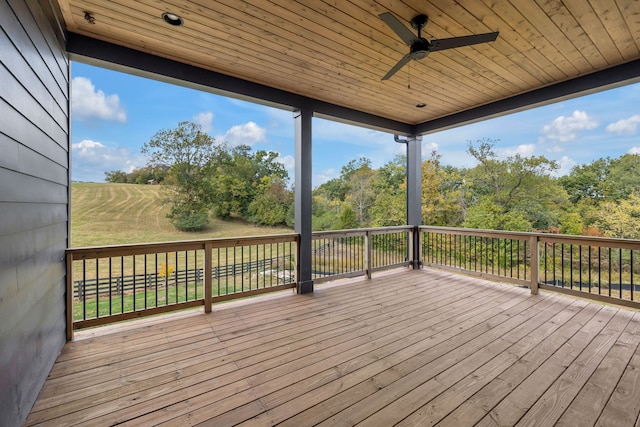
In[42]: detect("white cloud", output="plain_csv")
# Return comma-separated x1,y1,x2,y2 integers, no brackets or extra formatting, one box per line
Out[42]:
554,156,577,177
540,110,598,143
501,144,536,157
72,139,105,156
546,145,565,153
606,114,640,134
71,139,144,182
628,147,640,155
71,77,126,122
193,111,214,132
422,141,439,156
276,154,295,172
314,168,338,187
220,121,266,147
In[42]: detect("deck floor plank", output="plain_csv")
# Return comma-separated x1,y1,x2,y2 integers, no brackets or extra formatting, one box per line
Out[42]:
25,268,640,427
391,299,589,426
101,274,509,426
556,312,640,426
474,306,619,427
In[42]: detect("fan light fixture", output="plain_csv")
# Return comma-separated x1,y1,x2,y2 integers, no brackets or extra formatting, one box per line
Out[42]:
162,12,183,26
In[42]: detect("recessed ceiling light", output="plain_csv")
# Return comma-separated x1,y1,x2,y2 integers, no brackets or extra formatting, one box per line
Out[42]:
416,103,427,108
162,12,183,26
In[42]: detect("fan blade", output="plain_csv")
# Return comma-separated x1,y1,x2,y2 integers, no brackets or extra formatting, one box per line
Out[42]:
429,32,499,51
379,12,421,46
382,53,412,80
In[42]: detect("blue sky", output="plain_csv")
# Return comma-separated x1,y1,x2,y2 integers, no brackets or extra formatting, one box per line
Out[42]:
71,61,640,185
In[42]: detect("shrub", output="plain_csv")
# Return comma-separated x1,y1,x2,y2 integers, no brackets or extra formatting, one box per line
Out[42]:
171,208,209,232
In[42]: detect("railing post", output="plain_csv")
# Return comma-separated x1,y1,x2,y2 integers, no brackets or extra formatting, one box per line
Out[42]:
204,243,212,313
365,231,372,279
409,226,421,269
530,235,539,295
66,251,74,341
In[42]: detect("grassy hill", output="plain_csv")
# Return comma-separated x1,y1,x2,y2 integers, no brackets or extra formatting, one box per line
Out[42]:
71,182,293,247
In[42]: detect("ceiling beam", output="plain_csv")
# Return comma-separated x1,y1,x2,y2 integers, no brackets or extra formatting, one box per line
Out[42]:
66,33,413,135
416,59,640,135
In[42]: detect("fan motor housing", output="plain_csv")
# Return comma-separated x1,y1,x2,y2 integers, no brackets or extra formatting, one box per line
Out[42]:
410,41,430,60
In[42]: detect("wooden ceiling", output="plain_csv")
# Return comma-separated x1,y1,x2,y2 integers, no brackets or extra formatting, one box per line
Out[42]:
56,0,640,129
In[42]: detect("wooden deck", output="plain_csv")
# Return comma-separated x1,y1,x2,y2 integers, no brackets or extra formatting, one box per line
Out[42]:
27,268,640,426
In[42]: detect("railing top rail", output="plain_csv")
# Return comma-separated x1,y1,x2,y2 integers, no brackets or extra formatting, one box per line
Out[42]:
419,225,534,240
67,233,299,260
419,225,640,248
312,225,413,238
537,234,640,249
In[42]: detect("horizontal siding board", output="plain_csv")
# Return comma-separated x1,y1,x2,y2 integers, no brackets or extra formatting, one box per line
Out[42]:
0,243,66,320
0,169,67,203
0,201,68,237
0,1,68,110
15,242,67,294
5,0,68,96
0,277,65,421
0,134,68,185
25,0,68,65
0,28,68,129
0,256,65,339
0,221,68,267
0,265,19,305
18,142,68,184
0,132,20,171
0,64,68,145
0,100,68,167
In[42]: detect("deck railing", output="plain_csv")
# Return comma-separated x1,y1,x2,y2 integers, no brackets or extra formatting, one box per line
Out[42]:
419,226,640,309
311,226,412,283
66,225,640,339
420,226,536,288
66,234,298,338
537,234,640,308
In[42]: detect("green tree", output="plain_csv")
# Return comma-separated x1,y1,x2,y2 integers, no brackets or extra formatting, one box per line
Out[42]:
104,170,128,183
370,191,405,226
311,193,343,230
141,121,218,231
464,139,565,231
559,212,584,235
370,156,407,227
344,161,376,226
338,205,358,229
558,158,610,204
209,145,288,219
602,154,640,201
247,177,292,226
422,152,466,226
594,192,640,239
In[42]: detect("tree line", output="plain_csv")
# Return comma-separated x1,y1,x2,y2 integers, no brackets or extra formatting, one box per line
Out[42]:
318,138,640,239
105,122,640,238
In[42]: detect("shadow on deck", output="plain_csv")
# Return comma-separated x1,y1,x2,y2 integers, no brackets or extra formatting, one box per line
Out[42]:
27,268,640,426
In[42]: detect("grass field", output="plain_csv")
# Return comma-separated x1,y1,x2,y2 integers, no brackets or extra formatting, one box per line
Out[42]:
71,182,293,247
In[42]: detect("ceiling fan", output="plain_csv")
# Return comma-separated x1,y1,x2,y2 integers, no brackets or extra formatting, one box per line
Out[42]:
379,12,499,80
